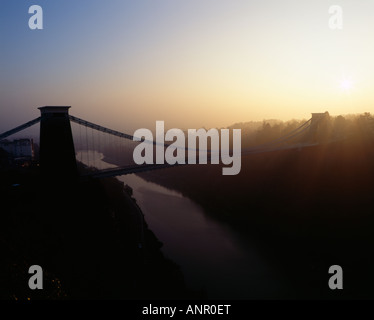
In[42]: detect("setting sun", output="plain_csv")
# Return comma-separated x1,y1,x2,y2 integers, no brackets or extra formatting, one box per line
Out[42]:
340,78,354,92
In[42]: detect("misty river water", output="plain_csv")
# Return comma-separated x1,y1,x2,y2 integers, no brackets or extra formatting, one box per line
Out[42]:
77,151,283,299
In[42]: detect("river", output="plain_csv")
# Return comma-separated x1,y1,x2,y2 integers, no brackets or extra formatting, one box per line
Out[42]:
78,151,282,299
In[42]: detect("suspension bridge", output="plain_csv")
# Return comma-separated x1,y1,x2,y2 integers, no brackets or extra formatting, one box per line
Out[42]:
0,106,328,179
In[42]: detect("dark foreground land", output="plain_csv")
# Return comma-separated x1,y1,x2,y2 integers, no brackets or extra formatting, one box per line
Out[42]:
0,163,193,300
2,130,374,299
138,134,374,299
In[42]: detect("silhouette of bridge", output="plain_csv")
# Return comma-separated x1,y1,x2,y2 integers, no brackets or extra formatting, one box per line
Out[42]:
0,106,329,179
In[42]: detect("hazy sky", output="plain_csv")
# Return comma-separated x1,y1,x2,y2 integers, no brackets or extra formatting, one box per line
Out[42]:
1,0,374,132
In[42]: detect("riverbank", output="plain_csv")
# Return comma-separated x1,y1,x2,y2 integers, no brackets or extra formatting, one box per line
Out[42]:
132,137,374,299
0,162,196,299
99,154,283,299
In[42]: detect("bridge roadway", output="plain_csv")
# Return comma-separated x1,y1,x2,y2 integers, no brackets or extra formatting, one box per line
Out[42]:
81,141,318,180
82,162,183,179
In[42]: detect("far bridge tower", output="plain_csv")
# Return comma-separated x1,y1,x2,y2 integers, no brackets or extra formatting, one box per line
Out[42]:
309,111,330,143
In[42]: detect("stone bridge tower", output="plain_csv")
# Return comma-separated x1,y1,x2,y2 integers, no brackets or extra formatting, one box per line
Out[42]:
38,106,78,179
308,111,330,143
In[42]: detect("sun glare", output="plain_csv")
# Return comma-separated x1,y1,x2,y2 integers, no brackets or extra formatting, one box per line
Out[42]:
340,78,354,92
